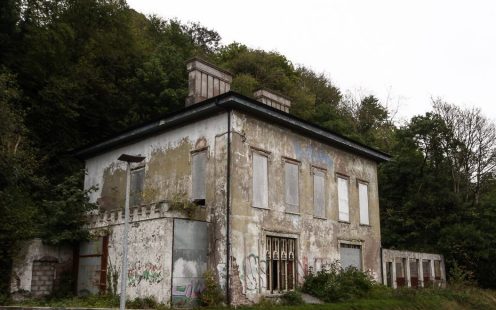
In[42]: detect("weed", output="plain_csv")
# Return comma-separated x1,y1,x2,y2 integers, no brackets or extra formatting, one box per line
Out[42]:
281,290,304,305
200,270,224,306
302,261,374,302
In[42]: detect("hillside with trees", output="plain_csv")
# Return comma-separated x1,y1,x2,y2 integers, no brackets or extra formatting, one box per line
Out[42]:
1,0,495,297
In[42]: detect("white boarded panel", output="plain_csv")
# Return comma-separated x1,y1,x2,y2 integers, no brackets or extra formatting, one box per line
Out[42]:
359,183,369,225
313,171,325,218
340,244,362,270
337,177,349,222
192,151,207,200
172,219,208,307
130,168,144,207
284,162,299,212
252,153,268,209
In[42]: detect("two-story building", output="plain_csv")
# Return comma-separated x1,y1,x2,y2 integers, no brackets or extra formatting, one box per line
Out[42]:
5,58,444,306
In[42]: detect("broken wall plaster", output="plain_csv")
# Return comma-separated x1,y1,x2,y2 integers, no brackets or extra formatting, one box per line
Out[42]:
229,111,382,302
83,113,229,305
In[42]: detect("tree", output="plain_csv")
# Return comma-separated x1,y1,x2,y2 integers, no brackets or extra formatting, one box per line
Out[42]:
0,70,40,295
433,100,496,205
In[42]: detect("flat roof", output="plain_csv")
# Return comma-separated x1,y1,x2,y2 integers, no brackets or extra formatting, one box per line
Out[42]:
74,91,391,162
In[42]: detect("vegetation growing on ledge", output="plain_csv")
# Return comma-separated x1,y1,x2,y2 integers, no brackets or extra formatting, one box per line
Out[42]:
168,192,198,217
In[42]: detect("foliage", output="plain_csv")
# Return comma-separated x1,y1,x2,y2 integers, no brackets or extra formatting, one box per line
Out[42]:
379,103,496,288
40,171,97,244
8,294,169,309
302,262,374,302
11,287,496,309
281,290,304,306
1,0,496,297
126,296,162,309
200,270,224,307
168,192,198,217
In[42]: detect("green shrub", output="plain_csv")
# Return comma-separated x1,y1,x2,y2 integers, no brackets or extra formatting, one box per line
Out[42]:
302,262,374,302
126,296,158,309
280,290,304,305
253,296,277,309
200,270,224,306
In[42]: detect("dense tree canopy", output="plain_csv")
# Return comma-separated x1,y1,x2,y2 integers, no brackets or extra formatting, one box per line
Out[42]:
0,0,495,295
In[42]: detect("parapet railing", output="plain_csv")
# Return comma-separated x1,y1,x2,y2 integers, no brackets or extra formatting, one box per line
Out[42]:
86,201,170,228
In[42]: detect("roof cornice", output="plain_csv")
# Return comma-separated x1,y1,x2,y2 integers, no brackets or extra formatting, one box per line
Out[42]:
74,92,391,162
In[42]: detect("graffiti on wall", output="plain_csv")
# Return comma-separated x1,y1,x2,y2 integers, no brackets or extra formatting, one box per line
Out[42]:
244,254,266,292
171,279,204,307
127,261,163,287
217,263,226,290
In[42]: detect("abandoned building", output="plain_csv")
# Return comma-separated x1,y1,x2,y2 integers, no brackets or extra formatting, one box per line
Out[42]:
9,58,445,305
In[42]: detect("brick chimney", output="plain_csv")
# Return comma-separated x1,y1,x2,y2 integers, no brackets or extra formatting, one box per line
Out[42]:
253,88,291,113
185,58,233,106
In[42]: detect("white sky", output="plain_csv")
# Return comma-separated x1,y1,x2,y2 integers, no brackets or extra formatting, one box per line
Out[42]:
127,0,496,122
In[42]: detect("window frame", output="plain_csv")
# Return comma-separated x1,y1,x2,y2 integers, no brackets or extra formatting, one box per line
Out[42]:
191,147,209,205
338,240,364,271
312,166,327,219
264,232,298,294
129,165,145,207
336,173,350,223
251,147,270,209
357,180,370,225
282,157,301,214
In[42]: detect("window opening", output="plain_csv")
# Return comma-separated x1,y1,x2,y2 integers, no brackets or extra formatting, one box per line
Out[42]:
337,177,349,222
284,162,299,212
252,152,268,209
192,150,207,205
266,236,296,293
358,182,369,225
340,243,362,270
313,170,325,218
130,167,144,207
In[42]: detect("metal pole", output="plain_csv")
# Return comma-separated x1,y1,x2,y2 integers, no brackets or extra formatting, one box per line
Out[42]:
120,161,131,310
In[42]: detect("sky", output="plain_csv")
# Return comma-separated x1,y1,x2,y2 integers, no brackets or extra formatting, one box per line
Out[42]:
127,0,496,122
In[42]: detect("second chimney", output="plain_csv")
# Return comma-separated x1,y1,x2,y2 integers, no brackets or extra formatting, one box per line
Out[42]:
253,88,292,113
186,58,233,106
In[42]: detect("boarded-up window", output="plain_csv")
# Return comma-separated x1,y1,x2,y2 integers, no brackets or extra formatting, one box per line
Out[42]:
192,151,207,202
284,162,299,212
358,182,369,225
172,219,208,307
337,176,349,222
340,243,361,270
253,152,268,209
130,167,144,207
313,170,325,218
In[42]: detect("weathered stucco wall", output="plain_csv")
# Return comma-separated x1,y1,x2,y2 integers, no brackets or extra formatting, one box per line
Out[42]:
10,239,73,297
229,111,382,302
82,108,385,305
83,112,229,305
85,112,228,209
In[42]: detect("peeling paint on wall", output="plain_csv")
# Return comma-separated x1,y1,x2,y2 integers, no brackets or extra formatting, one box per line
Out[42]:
81,108,385,306
128,262,163,286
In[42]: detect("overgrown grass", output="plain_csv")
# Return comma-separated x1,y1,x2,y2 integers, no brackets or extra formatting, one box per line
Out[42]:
5,286,496,309
245,286,496,310
8,294,167,309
